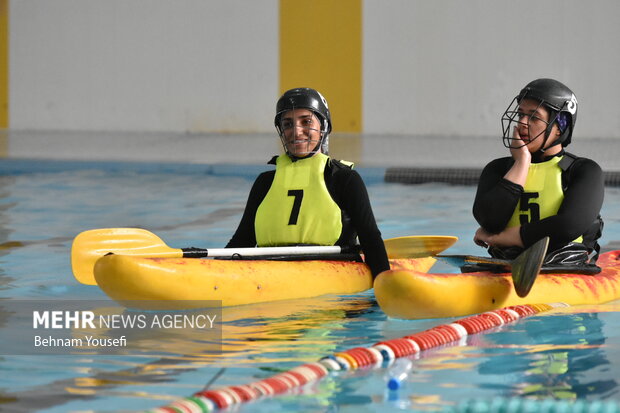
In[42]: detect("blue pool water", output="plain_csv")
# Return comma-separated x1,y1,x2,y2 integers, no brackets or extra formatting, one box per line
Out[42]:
0,163,619,412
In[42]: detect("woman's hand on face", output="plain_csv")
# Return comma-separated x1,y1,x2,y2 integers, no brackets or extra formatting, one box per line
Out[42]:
509,126,531,165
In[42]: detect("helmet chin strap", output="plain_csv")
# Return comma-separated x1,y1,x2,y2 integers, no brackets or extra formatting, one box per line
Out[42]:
277,111,327,161
543,128,569,151
533,128,563,162
536,115,564,158
537,129,552,153
532,106,565,161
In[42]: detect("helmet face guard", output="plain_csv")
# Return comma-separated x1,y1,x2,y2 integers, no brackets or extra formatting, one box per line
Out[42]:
276,110,325,158
501,78,578,150
501,96,558,149
274,88,332,158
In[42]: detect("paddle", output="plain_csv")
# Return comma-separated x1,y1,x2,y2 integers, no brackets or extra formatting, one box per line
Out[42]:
71,228,457,285
437,255,600,275
511,237,549,297
437,236,550,297
436,237,600,275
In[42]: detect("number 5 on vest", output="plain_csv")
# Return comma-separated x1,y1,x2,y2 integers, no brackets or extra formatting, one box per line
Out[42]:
519,192,540,224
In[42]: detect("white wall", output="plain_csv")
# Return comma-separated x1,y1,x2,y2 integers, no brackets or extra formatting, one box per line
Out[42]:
363,0,620,138
10,0,279,132
9,0,620,138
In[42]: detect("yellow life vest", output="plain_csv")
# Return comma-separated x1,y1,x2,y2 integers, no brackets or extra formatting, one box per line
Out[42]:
507,155,582,242
254,153,344,247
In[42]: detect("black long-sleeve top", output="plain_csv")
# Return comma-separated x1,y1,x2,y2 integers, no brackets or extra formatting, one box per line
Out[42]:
227,157,390,276
473,151,604,253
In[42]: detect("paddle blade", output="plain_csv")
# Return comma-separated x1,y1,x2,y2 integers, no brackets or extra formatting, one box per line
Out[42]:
435,254,510,268
384,235,458,259
512,236,549,297
71,228,183,285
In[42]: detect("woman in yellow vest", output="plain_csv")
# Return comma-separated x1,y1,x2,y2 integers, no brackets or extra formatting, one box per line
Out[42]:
227,88,390,277
473,79,604,267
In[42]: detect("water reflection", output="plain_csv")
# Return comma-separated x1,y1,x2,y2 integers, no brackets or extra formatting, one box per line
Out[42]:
0,175,18,291
310,306,620,413
477,312,619,400
0,294,375,411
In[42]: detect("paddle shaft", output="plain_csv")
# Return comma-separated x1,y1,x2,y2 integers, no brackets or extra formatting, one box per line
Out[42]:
72,227,457,285
181,245,351,258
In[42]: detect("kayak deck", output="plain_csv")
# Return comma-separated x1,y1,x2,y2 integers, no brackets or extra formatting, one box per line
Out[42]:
374,250,620,320
94,255,436,309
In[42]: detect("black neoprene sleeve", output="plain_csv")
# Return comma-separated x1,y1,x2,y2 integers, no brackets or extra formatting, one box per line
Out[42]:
328,168,390,276
226,171,274,248
473,158,523,233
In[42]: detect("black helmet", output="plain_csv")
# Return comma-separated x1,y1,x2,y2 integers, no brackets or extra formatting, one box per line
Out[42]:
502,78,578,149
274,88,332,155
274,88,332,133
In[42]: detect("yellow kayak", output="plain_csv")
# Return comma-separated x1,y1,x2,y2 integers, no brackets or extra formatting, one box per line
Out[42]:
94,255,436,309
375,250,620,320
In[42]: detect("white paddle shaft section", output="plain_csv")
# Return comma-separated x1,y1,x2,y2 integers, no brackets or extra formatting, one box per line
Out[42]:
203,245,345,257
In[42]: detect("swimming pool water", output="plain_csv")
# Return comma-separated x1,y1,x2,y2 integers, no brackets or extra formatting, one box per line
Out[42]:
0,165,619,412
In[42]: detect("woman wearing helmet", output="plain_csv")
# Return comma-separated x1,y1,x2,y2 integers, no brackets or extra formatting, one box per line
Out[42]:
227,87,389,277
473,78,604,267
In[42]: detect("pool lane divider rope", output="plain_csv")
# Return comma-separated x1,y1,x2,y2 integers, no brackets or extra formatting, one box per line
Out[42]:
147,303,567,413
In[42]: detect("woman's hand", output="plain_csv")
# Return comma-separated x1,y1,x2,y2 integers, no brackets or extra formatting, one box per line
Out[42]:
474,227,491,248
509,126,532,164
474,226,524,249
504,126,531,187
